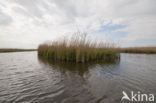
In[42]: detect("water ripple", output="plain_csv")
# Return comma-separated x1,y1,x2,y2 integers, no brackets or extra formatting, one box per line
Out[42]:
0,52,156,103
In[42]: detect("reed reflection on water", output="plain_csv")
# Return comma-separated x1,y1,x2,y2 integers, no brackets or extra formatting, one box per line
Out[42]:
38,55,120,77
37,55,121,103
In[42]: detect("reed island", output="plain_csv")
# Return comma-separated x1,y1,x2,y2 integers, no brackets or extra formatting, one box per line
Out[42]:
38,32,120,63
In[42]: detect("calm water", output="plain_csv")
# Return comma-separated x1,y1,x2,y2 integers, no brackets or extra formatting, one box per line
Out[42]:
0,52,156,103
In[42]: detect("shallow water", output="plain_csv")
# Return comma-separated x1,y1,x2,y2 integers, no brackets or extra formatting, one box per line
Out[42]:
0,52,156,103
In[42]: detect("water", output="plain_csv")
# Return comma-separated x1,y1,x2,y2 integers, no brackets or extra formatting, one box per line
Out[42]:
0,52,156,103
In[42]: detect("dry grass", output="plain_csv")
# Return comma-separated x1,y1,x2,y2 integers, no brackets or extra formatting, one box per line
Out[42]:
38,31,120,63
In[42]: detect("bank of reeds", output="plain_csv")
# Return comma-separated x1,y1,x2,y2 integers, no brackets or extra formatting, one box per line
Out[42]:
38,31,120,63
0,49,36,53
120,47,156,54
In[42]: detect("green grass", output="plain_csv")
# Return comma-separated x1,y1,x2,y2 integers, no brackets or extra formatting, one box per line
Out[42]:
0,49,37,53
38,31,120,63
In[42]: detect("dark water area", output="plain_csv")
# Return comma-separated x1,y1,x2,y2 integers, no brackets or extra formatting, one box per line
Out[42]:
0,52,156,103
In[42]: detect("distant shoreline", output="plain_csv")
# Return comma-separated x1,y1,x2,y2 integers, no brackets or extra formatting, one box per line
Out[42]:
119,47,156,54
0,49,37,53
0,47,156,54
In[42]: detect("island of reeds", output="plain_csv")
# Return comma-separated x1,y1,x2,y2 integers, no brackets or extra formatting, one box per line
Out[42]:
38,32,120,63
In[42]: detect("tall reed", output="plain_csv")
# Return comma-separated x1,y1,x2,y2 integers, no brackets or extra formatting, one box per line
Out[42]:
38,31,120,63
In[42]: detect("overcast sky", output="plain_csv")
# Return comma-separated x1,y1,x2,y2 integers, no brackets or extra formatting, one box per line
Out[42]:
0,0,156,48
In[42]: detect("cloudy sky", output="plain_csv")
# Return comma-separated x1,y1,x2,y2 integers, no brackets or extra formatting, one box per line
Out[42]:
0,0,156,48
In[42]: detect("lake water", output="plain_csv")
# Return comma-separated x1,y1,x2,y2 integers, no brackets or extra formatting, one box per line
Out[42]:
0,52,156,103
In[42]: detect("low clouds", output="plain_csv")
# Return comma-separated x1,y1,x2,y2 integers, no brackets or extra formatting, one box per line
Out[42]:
0,9,12,26
0,0,156,48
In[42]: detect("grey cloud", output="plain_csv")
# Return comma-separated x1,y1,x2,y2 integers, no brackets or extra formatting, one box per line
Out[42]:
52,0,77,16
52,0,95,18
12,0,96,26
0,0,156,48
13,0,44,18
111,0,156,17
12,0,74,25
0,10,12,26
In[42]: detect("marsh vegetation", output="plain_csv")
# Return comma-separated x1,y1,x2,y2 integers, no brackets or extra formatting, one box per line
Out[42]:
38,31,120,63
0,49,36,53
120,47,156,54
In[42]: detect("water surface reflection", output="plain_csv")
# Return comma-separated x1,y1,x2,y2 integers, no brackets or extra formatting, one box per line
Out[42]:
0,52,156,103
38,56,121,103
38,56,120,77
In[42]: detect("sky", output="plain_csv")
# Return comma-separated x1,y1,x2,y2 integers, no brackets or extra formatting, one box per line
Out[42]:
0,0,156,49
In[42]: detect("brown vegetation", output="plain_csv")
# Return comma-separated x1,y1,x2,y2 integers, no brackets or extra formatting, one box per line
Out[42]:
38,31,120,63
0,49,36,53
119,47,156,54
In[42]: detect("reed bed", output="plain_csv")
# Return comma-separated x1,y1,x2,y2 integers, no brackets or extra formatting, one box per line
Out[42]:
38,31,120,63
120,47,156,54
0,49,36,53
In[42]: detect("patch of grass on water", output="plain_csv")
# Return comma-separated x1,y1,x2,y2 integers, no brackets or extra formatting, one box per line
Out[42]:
38,31,120,63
